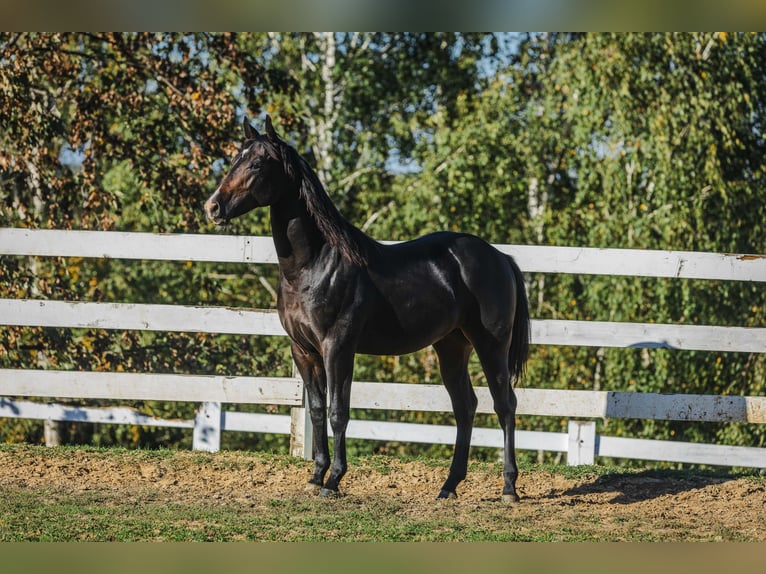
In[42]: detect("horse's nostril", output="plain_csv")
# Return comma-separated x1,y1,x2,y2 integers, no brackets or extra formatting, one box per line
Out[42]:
206,199,220,218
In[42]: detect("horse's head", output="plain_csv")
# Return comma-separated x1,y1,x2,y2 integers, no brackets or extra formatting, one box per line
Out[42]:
204,116,293,224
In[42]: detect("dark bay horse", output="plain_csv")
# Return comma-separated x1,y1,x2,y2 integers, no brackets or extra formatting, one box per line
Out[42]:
205,116,530,503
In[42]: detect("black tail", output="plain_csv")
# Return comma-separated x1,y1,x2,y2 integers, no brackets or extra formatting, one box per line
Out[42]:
508,255,531,384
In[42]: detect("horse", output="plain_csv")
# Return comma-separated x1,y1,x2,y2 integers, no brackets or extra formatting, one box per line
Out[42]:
204,116,530,503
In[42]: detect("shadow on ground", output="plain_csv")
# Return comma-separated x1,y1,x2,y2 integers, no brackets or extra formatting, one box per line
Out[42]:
561,469,738,504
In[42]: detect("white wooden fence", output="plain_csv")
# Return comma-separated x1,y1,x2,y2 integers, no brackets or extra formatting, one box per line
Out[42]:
2,227,766,468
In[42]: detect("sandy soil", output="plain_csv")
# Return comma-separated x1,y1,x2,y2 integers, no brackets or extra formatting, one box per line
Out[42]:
1,447,765,541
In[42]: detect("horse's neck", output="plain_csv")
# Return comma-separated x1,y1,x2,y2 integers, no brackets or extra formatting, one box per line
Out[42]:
270,192,326,276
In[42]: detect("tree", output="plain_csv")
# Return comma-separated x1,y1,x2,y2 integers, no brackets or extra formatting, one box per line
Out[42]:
0,32,500,450
378,32,766,457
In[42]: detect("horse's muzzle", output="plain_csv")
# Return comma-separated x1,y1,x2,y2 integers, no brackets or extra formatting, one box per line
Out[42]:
204,194,227,225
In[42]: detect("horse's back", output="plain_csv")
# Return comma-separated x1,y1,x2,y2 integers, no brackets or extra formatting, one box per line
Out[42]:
356,231,517,354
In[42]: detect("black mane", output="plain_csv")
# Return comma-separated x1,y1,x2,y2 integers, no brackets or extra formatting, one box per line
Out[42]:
273,138,375,266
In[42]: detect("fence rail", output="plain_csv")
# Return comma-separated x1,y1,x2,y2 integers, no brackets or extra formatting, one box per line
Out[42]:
3,227,766,280
3,299,764,352
1,228,765,468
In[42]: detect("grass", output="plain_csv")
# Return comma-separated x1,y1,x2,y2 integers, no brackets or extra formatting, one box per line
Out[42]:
2,487,539,542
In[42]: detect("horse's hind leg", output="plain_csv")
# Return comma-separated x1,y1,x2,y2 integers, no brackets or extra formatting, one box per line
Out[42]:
472,340,520,504
433,331,476,499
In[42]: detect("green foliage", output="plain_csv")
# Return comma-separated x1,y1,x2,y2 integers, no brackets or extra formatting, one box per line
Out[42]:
1,33,764,459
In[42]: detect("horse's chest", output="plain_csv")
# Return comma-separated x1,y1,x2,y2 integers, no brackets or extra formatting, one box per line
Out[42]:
277,275,361,350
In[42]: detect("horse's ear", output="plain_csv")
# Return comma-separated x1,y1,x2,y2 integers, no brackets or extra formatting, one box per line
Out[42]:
264,115,280,142
243,118,259,140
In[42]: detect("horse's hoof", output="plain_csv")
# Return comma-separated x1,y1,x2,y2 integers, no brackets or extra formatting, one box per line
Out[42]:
305,483,322,495
436,490,457,500
502,493,521,505
319,487,342,498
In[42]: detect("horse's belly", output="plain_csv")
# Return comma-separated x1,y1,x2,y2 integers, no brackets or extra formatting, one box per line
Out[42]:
356,307,459,356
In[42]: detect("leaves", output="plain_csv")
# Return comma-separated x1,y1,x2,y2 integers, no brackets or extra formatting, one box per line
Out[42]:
1,33,764,459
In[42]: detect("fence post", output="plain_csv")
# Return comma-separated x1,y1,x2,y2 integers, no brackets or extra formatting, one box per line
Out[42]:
193,401,222,453
44,419,61,447
289,372,313,460
290,404,312,460
567,420,596,465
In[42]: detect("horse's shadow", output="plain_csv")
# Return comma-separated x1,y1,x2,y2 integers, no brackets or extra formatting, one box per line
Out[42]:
557,469,736,504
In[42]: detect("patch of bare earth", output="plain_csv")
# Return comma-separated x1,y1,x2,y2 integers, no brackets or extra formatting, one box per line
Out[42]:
1,447,764,541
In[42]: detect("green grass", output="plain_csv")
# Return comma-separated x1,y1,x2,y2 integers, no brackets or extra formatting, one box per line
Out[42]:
0,488,520,542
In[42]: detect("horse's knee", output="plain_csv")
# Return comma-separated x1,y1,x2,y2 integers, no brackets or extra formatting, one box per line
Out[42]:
328,408,349,434
493,388,517,420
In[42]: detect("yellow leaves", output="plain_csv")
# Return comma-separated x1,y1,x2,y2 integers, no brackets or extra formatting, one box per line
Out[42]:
80,335,95,352
67,264,80,282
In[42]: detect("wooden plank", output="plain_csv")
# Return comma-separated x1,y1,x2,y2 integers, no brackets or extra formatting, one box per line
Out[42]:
351,382,452,412
222,412,292,434
0,228,276,264
0,299,286,336
3,299,764,353
344,419,566,451
514,388,608,418
496,244,766,282
532,319,766,353
0,369,303,405
3,228,765,281
350,383,599,416
604,392,766,423
597,435,766,468
352,384,766,424
518,389,766,423
4,369,765,424
0,398,193,428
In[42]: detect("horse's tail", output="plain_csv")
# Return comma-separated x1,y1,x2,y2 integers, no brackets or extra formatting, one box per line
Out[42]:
508,255,531,384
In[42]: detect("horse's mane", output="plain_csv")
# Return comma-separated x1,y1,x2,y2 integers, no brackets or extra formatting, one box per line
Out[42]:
270,138,375,266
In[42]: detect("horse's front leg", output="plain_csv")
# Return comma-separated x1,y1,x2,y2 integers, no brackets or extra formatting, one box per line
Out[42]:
291,342,330,492
319,342,356,497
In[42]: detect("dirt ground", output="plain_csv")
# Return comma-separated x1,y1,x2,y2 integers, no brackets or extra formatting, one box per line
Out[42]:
2,446,765,541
